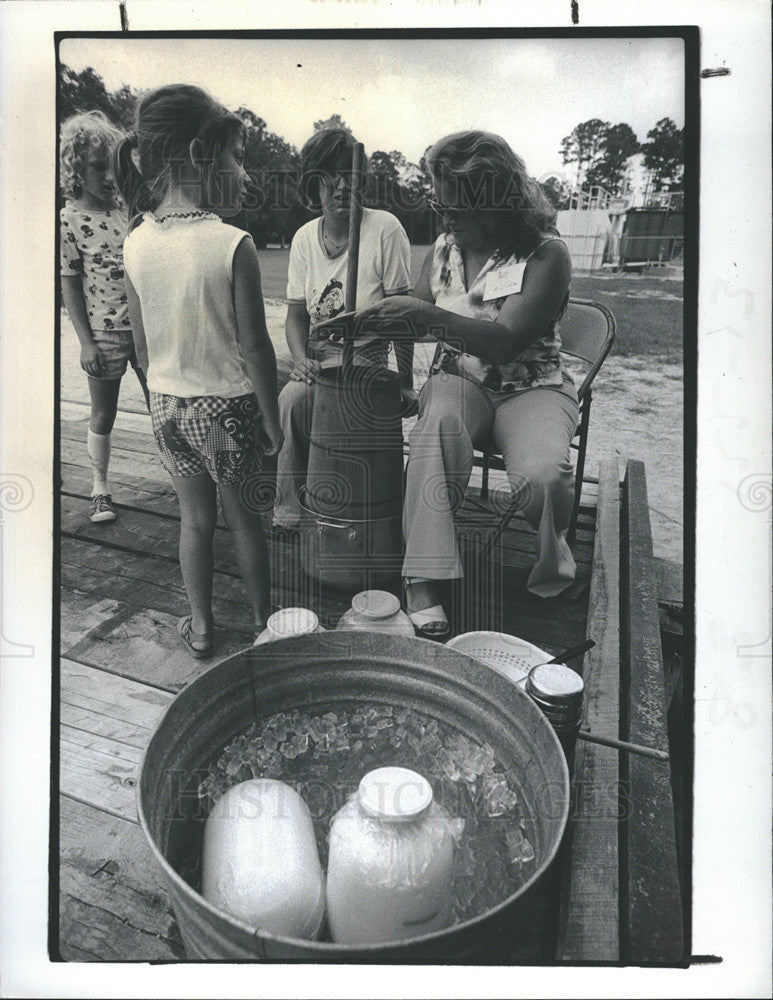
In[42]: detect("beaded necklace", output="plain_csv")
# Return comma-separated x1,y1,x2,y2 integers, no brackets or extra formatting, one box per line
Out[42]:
151,210,219,224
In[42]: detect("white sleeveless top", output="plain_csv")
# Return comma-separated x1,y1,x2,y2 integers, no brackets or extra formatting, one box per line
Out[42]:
429,233,571,393
123,213,253,398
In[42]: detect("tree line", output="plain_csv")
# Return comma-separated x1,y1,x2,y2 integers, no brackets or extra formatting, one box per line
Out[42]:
544,117,684,209
59,64,684,245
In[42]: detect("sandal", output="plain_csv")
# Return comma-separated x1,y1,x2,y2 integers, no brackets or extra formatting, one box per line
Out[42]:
408,605,451,642
179,616,213,659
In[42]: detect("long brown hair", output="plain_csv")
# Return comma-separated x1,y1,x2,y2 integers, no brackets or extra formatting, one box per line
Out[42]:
426,130,557,258
113,84,243,224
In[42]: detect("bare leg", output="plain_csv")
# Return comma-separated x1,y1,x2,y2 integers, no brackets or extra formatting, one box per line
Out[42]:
218,481,272,633
86,375,121,495
405,579,443,616
492,387,579,597
273,379,315,528
171,473,217,636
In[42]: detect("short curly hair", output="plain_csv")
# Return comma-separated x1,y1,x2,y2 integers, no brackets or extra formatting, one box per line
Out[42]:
59,110,124,201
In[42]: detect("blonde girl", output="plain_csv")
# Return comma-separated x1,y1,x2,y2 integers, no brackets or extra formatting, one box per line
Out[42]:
116,85,283,657
59,110,149,523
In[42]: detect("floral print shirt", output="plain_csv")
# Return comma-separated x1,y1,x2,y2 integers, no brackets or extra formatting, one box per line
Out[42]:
429,233,571,393
60,203,131,333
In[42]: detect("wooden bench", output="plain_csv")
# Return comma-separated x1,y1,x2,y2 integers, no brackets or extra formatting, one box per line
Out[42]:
557,459,684,963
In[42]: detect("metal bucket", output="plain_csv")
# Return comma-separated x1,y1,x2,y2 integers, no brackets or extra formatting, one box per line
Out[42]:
299,489,401,593
306,366,403,520
137,632,570,962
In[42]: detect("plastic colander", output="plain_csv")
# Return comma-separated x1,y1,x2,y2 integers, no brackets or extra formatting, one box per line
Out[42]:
446,631,551,689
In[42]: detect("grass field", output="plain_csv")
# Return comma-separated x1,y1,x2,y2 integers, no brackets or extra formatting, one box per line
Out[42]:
256,247,684,363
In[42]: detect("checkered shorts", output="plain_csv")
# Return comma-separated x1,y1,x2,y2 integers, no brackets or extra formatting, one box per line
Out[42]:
150,392,264,484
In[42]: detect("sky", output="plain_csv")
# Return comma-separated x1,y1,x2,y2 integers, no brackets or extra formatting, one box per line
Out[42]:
60,35,685,179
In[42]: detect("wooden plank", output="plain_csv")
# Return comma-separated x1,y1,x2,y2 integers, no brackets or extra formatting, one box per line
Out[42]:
63,602,248,693
61,399,152,436
59,795,184,961
61,657,173,734
59,661,174,820
59,591,127,652
558,458,620,961
61,491,265,581
620,459,683,963
61,460,179,512
61,546,257,636
60,435,170,485
61,534,352,635
60,723,143,822
62,462,207,524
655,556,683,609
60,418,158,457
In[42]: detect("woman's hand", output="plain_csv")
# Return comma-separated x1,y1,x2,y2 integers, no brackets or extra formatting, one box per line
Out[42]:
80,342,106,378
289,357,321,385
356,295,426,328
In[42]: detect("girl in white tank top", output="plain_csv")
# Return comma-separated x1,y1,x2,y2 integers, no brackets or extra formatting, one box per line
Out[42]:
118,84,283,656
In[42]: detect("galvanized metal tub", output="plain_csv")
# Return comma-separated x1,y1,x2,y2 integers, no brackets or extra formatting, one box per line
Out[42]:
137,631,570,962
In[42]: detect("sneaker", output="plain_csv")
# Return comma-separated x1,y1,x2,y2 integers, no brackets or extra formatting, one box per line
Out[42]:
90,494,116,523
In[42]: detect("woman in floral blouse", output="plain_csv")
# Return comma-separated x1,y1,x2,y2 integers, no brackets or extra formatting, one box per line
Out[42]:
355,131,579,637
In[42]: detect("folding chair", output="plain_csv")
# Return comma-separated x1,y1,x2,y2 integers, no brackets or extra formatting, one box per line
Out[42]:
477,298,616,553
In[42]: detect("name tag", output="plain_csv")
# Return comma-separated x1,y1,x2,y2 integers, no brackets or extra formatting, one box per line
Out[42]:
482,261,526,301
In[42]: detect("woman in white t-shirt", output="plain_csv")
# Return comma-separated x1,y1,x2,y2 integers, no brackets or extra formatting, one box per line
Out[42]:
273,128,414,529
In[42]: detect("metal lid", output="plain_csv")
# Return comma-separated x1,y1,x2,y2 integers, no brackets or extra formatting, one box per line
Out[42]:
526,663,584,704
266,607,319,638
358,767,433,822
351,590,401,620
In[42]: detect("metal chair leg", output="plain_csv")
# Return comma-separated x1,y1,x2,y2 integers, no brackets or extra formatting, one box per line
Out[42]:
568,391,592,547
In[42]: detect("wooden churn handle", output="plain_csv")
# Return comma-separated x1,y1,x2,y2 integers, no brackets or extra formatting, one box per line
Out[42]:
342,141,365,378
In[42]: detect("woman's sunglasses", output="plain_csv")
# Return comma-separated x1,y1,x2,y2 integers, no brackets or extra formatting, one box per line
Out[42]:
427,198,468,223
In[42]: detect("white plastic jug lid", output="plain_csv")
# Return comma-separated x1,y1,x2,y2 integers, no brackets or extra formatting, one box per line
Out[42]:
267,607,319,637
358,767,433,822
351,590,401,620
527,663,584,700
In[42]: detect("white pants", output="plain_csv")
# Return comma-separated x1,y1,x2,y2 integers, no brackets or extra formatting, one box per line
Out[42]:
402,374,579,597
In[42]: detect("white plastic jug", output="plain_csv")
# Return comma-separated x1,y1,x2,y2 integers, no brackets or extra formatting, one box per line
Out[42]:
202,779,325,939
253,607,326,645
326,767,461,945
335,591,415,637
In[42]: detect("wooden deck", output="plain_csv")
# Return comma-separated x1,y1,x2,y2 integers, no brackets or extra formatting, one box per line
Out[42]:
56,400,684,964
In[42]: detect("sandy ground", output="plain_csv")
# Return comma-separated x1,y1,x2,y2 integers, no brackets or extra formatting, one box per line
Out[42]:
60,301,683,563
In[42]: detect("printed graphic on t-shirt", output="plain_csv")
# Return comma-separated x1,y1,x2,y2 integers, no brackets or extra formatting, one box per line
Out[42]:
309,278,345,325
60,204,130,332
